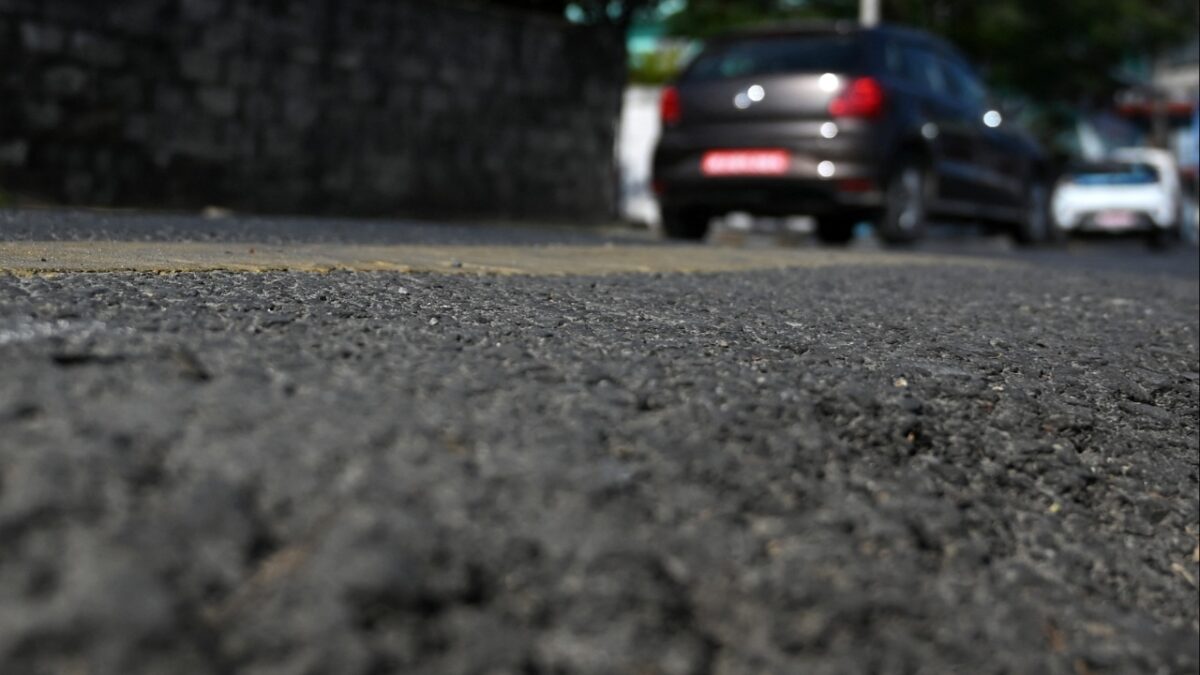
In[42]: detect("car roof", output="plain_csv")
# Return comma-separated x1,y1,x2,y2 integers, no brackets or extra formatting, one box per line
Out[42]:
712,21,940,47
1111,146,1177,169
707,22,961,63
1066,159,1164,179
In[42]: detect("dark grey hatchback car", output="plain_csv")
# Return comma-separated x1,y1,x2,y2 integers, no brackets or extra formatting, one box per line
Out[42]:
653,23,1052,244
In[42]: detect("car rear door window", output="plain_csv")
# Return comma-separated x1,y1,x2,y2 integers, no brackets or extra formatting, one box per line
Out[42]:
1070,163,1159,185
942,58,987,112
900,45,949,97
885,41,906,78
683,36,863,82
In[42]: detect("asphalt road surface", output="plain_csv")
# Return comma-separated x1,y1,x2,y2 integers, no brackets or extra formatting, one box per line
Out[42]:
1,209,1198,675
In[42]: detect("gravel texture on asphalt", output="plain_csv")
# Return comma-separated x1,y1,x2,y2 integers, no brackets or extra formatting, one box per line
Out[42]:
1,263,1198,675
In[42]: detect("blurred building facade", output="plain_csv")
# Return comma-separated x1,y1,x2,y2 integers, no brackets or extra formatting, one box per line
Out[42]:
0,0,624,220
1115,37,1199,176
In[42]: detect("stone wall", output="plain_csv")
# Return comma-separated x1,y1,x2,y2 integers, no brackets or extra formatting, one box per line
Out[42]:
0,0,623,220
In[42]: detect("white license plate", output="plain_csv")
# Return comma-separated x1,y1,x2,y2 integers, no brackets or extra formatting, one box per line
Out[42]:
701,150,790,176
1094,211,1138,228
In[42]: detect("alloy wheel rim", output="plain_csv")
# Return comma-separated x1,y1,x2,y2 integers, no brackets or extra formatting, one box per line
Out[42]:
895,167,924,231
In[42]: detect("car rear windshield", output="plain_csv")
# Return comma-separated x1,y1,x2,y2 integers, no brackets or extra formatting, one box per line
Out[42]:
1069,163,1159,186
682,35,863,83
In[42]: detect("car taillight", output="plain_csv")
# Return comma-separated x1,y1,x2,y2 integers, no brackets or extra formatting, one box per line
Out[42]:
661,86,681,126
829,77,885,119
836,178,875,193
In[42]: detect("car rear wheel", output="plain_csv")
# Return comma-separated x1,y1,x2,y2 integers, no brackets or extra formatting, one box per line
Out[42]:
1147,220,1181,249
815,216,856,245
661,208,711,241
1014,181,1054,246
878,160,928,245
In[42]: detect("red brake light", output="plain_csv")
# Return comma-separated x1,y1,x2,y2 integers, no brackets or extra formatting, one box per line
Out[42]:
661,86,681,126
829,77,886,119
836,178,876,193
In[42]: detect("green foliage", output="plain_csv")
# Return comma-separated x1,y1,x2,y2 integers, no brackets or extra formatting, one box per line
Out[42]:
629,43,694,84
884,0,1196,103
485,0,663,27
660,0,1196,105
484,0,1195,105
665,0,833,38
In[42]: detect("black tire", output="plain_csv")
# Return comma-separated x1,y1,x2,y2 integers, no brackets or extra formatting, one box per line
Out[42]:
814,216,856,245
661,208,711,241
877,158,929,245
1013,180,1053,246
1147,222,1180,250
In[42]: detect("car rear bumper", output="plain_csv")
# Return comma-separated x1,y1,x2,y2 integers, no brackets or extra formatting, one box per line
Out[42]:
656,177,883,216
1052,186,1176,231
653,122,888,216
1058,211,1165,233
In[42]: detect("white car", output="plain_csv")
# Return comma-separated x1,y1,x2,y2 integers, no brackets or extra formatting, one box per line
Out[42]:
1052,147,1183,245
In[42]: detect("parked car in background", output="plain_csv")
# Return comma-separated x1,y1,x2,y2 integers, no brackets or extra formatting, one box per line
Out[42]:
652,22,1052,245
1051,147,1184,246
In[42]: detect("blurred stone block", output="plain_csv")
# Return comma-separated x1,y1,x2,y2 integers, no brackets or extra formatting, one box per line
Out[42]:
23,101,63,129
43,66,88,97
155,85,187,114
182,0,223,22
180,51,221,83
290,45,320,65
0,0,621,221
108,3,163,35
64,171,94,202
103,75,144,108
348,73,378,103
202,23,245,53
123,115,150,142
40,1,92,23
0,140,29,166
283,97,318,130
20,22,65,52
276,64,312,92
197,87,237,117
333,50,364,70
71,31,126,67
226,57,264,87
241,91,274,124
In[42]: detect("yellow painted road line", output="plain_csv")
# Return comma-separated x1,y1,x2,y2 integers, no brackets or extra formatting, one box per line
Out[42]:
0,241,1010,276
